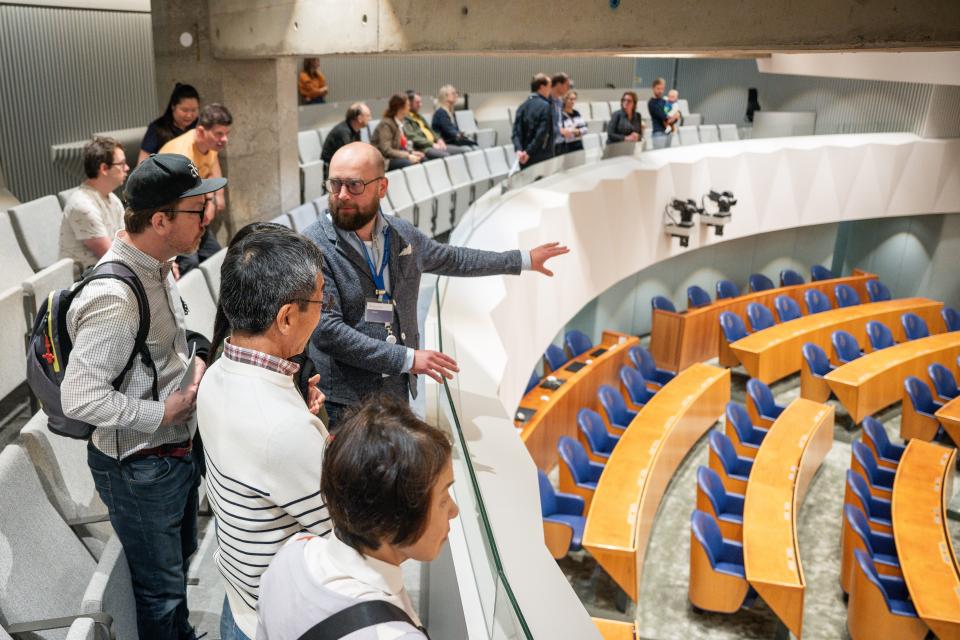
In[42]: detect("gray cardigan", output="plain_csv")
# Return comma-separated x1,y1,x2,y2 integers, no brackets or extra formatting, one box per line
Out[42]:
303,213,522,406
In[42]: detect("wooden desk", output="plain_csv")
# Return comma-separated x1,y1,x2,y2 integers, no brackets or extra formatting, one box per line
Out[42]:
743,398,834,639
582,363,729,602
592,618,636,640
892,440,960,640
730,298,943,384
649,271,876,372
517,331,637,471
825,332,960,424
936,396,960,446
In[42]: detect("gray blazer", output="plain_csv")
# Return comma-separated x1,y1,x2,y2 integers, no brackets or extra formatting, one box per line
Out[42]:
302,213,522,407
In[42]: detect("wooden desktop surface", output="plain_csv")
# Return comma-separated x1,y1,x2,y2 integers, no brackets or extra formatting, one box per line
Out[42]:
742,398,835,639
592,618,636,640
649,271,876,373
892,440,960,640
582,363,730,603
825,332,960,424
517,331,637,471
935,396,960,447
730,298,943,383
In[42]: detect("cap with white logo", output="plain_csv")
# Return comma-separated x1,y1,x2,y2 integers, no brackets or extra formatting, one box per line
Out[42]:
124,153,227,211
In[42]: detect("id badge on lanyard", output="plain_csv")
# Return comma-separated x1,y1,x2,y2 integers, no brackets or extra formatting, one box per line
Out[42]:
360,232,397,343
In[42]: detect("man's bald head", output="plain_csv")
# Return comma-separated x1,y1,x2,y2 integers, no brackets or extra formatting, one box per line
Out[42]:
327,142,387,233
329,142,384,180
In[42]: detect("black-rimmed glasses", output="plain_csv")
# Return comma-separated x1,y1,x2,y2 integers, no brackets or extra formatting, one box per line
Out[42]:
161,199,214,221
325,177,383,196
295,291,335,312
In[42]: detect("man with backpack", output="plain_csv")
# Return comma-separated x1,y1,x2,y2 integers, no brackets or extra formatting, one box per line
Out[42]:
60,153,225,640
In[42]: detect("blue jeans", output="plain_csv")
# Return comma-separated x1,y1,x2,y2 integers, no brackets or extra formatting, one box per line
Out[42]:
88,444,201,640
652,131,670,149
221,595,253,640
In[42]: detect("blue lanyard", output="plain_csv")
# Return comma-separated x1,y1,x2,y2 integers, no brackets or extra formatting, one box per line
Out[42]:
358,231,391,301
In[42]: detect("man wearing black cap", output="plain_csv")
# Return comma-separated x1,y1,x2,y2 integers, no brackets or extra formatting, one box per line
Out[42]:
61,153,226,640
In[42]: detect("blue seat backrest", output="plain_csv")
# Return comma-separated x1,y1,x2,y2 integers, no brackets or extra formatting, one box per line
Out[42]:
852,440,881,480
854,550,892,604
749,273,775,292
866,321,894,351
832,329,861,362
746,378,776,415
619,366,649,403
747,302,775,331
598,384,630,424
709,431,739,472
578,408,609,452
802,342,831,375
544,343,566,371
862,417,892,457
901,313,929,340
687,285,712,308
538,469,557,517
804,289,831,314
697,466,728,514
716,279,740,299
835,284,860,308
691,510,724,567
525,369,540,395
844,505,874,552
564,330,593,358
867,280,892,302
719,311,748,342
929,363,959,398
846,470,875,516
629,346,655,379
780,269,805,286
725,402,754,442
943,307,960,332
810,264,833,281
774,295,801,322
558,436,591,483
651,296,676,312
904,376,937,413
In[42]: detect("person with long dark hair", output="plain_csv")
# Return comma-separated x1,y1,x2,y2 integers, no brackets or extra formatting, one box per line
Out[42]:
607,90,644,145
138,83,200,164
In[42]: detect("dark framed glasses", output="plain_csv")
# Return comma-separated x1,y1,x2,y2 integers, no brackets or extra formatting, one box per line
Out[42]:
294,291,335,312
325,176,383,196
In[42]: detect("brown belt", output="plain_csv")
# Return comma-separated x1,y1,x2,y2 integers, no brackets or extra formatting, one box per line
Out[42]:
127,439,192,461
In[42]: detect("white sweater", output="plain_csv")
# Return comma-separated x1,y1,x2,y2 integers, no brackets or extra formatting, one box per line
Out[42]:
197,356,332,638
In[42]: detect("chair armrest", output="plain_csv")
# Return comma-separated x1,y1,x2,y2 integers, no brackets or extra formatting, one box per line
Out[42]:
5,613,112,638
66,617,96,640
67,513,111,527
878,574,910,600
870,531,897,556
721,539,744,564
542,519,575,559
726,492,745,514
555,492,585,516
876,466,896,487
870,495,892,520
22,258,76,313
588,462,605,481
82,534,135,634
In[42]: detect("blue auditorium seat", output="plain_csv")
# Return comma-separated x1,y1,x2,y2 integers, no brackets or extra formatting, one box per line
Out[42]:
846,470,892,533
810,264,833,281
708,431,753,493
651,296,676,312
746,302,775,331
578,408,619,461
691,510,746,577
524,369,540,395
620,366,656,407
866,280,892,303
851,441,895,497
557,436,603,504
902,376,943,442
715,279,740,300
725,402,766,458
598,384,637,431
628,345,675,388
719,311,749,347
842,505,900,594
835,284,861,308
832,329,863,364
544,343,567,372
774,295,802,323
849,550,926,640
697,466,744,535
866,320,895,351
801,342,835,402
943,307,960,332
901,313,929,340
862,416,904,467
564,330,593,358
928,363,959,401
748,273,775,292
779,269,805,287
745,378,785,426
687,285,712,309
688,510,753,613
804,289,832,314
538,470,586,557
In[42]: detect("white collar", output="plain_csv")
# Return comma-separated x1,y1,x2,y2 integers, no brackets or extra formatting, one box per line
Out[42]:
312,534,406,597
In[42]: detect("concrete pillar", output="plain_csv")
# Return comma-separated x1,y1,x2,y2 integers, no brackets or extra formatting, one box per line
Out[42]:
151,0,300,237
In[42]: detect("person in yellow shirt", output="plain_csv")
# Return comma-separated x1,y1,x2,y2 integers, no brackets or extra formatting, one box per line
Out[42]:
160,103,232,275
299,57,328,105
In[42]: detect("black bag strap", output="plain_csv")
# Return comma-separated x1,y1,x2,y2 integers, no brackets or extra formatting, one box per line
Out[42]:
297,599,428,640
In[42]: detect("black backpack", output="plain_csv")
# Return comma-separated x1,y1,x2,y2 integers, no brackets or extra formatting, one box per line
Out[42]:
25,260,158,439
297,600,429,640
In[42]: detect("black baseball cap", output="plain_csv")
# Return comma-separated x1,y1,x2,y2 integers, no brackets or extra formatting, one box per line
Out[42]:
124,153,227,210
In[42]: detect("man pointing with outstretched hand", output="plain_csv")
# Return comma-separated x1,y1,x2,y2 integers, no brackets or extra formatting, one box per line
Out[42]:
303,142,568,428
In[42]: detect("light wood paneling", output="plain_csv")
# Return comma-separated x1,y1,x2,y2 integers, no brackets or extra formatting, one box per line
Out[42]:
935,395,960,446
592,618,636,640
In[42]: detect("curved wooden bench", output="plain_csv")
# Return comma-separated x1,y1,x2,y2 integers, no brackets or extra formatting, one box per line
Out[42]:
582,363,730,602
649,270,876,372
729,297,943,385
825,332,960,424
517,330,637,470
935,395,960,446
743,398,834,638
892,440,960,640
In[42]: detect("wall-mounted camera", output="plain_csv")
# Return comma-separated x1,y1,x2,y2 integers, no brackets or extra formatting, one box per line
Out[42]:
699,190,737,236
664,198,702,248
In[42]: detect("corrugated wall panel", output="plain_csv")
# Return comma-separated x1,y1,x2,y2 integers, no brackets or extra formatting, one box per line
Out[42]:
0,4,156,201
922,84,960,138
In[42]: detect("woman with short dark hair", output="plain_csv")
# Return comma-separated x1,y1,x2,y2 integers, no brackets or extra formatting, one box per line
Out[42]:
257,394,457,639
606,90,644,145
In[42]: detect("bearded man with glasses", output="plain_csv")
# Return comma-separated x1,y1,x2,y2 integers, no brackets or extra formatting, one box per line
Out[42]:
302,141,570,428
